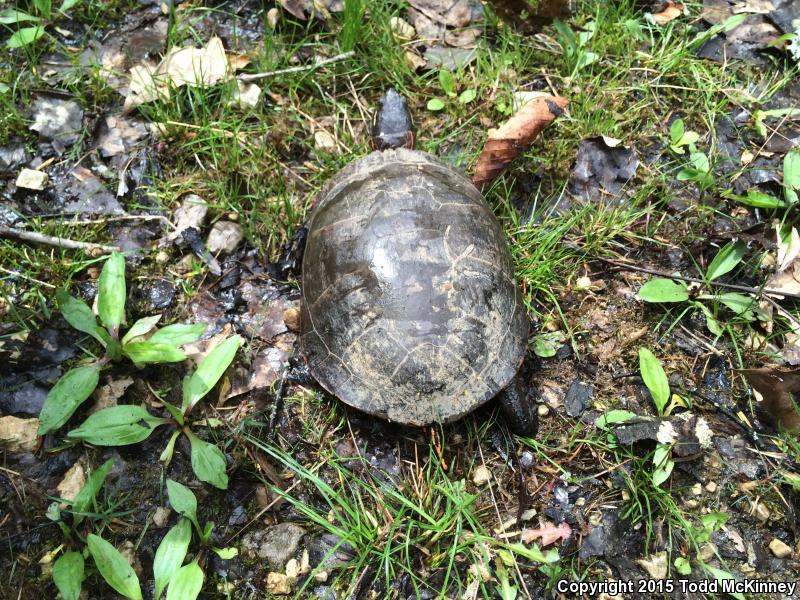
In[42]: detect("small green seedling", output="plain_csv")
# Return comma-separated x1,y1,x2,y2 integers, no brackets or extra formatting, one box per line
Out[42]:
552,20,599,79
48,457,144,600
668,119,714,190
39,252,206,436
0,0,79,49
668,119,699,154
67,334,242,489
638,348,678,487
637,241,767,337
723,147,800,209
152,480,237,600
426,69,477,111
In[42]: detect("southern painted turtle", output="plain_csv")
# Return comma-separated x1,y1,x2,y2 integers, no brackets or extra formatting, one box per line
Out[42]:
300,90,535,434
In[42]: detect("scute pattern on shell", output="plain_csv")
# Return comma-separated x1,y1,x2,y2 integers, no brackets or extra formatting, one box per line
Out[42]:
300,148,528,425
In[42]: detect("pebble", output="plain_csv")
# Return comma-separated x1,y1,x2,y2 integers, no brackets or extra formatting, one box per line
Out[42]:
537,404,549,417
266,572,293,595
636,551,668,579
705,481,718,493
16,168,49,190
472,465,492,486
314,130,337,152
769,538,792,558
57,462,85,503
206,221,244,255
390,17,415,39
691,483,703,496
257,523,306,569
267,7,280,28
153,506,171,528
314,570,329,583
0,416,40,452
283,307,302,332
697,543,716,562
684,499,699,509
285,558,300,578
750,500,770,522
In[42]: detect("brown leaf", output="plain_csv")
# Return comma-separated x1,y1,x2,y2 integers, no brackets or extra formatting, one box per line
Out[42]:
408,0,472,28
473,95,568,189
521,521,571,546
740,366,800,432
278,0,309,20
651,1,684,25
484,0,571,33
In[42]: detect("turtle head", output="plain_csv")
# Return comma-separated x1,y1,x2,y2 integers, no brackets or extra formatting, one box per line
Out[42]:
371,89,415,150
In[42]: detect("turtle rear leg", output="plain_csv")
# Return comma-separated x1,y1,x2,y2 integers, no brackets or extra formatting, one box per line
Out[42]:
496,372,538,436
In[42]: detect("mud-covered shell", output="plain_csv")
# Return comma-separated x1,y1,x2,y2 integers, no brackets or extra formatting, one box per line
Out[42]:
300,148,528,426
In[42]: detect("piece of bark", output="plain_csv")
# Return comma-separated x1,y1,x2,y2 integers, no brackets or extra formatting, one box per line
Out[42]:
740,366,800,432
473,95,568,189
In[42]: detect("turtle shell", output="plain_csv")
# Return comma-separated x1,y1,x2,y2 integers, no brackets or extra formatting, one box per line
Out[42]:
299,148,528,426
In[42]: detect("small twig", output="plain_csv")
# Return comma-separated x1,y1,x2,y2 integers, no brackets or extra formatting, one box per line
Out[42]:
598,257,800,302
0,226,121,254
0,266,56,288
237,50,355,82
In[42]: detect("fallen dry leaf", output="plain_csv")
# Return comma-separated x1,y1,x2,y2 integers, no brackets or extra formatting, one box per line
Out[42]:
484,0,571,33
651,1,684,25
521,521,571,546
740,366,800,431
473,95,568,189
408,0,472,28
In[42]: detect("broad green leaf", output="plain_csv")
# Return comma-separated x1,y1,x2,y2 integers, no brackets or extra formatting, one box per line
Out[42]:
200,521,214,543
639,348,670,415
427,98,445,111
637,278,689,303
438,70,455,96
716,292,756,316
680,131,699,146
71,458,114,525
97,252,126,334
153,518,192,600
689,150,710,173
56,290,106,345
0,9,39,23
501,543,559,564
182,335,241,413
87,534,142,600
33,0,52,18
7,26,45,48
531,332,562,358
212,547,238,559
38,365,100,434
187,432,228,489
67,405,167,446
693,302,723,336
148,323,206,347
595,409,638,430
166,561,203,600
669,119,684,144
785,149,800,204
458,89,476,104
652,443,674,486
121,314,162,345
674,557,691,575
53,552,84,600
166,480,200,532
160,430,182,464
162,400,184,426
123,341,186,365
59,0,80,12
703,566,745,600
728,189,786,209
705,241,746,281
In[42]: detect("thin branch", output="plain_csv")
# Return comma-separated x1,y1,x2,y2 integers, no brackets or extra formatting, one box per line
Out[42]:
237,50,355,82
0,226,121,254
597,257,800,302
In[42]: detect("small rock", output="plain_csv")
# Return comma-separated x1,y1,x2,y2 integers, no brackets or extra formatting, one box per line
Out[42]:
267,572,293,595
564,380,593,417
697,543,716,562
0,416,40,452
691,483,703,496
705,481,718,493
155,250,170,264
285,558,300,578
472,465,492,486
166,194,208,243
57,462,86,503
206,221,244,255
299,549,311,575
519,450,534,468
684,499,700,509
232,81,261,109
16,168,49,190
750,499,770,522
314,570,329,583
769,538,792,558
314,130,337,152
0,143,30,172
258,523,306,569
636,551,668,579
283,307,302,332
29,97,84,145
537,404,549,417
153,506,171,528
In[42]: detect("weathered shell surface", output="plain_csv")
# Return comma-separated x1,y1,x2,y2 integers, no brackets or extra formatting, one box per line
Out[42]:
300,148,527,425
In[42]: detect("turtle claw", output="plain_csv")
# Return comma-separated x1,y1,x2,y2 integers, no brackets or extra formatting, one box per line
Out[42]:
497,373,537,436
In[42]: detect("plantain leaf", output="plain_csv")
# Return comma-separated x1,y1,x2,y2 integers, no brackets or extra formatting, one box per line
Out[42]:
121,314,162,345
639,348,670,416
148,323,206,348
705,241,746,281
153,517,192,600
67,405,167,446
182,335,241,413
87,534,142,600
165,561,203,600
38,364,101,434
637,278,689,303
123,341,186,365
97,252,126,334
71,457,114,525
7,26,45,48
52,552,84,600
187,432,228,489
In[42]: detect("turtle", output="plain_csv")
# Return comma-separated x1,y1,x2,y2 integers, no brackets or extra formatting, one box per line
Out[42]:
299,89,536,435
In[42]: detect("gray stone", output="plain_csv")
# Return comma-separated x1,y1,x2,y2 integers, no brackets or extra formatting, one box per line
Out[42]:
206,221,244,255
0,143,30,172
257,523,306,569
564,380,593,417
29,97,84,145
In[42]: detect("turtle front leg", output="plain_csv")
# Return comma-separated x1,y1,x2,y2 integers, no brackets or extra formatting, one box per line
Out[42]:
496,371,537,436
